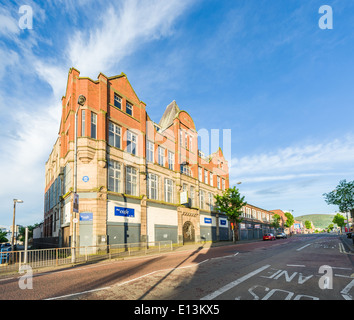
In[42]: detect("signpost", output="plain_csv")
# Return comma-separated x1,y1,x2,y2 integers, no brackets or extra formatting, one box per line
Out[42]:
73,193,79,213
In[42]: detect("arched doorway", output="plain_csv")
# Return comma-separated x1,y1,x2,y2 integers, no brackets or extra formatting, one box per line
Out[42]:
183,221,195,243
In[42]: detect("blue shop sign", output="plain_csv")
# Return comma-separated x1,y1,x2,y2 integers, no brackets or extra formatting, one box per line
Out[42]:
204,217,212,224
80,212,93,221
220,219,227,226
82,176,89,182
115,206,135,217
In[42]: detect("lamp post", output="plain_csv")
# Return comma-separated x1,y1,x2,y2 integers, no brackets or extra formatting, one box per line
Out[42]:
12,199,23,252
72,94,86,263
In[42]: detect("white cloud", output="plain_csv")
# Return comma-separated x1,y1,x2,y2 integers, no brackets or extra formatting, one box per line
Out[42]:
67,0,193,77
0,0,195,226
230,135,354,183
0,8,20,38
229,136,354,215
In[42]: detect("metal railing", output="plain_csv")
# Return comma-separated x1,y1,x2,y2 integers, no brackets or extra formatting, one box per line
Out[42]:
0,241,173,275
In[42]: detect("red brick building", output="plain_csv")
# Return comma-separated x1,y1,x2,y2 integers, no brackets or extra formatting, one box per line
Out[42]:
43,68,230,247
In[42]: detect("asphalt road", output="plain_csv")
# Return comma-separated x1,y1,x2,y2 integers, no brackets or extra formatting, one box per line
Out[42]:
1,234,353,302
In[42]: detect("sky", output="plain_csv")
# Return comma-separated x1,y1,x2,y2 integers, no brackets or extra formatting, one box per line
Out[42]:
1,0,354,227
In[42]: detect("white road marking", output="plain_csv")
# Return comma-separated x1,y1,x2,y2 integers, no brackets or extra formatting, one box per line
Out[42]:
0,277,15,282
45,258,211,300
341,279,354,300
45,286,112,300
335,274,352,278
296,244,311,251
200,264,271,300
287,264,306,267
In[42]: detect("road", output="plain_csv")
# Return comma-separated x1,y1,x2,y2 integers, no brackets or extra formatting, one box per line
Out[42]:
0,234,353,302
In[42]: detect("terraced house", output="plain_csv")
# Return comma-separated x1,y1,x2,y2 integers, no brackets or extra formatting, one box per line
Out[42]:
43,68,231,248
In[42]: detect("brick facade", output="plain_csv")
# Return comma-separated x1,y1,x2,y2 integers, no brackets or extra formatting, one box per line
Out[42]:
44,68,232,247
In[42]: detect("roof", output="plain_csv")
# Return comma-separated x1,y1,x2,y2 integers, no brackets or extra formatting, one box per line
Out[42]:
158,100,180,129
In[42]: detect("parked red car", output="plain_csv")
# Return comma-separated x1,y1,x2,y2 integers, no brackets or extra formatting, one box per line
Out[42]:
263,233,276,241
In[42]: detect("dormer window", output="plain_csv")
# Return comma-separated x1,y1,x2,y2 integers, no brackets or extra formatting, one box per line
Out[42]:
126,102,133,116
114,93,122,109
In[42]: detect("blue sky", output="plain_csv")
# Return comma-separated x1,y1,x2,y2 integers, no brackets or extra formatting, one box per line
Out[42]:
1,0,354,227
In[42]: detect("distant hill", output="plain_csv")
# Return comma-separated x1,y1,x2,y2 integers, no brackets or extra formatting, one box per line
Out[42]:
295,214,335,229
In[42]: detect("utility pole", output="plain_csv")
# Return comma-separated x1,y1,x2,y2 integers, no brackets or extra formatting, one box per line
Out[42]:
71,94,86,263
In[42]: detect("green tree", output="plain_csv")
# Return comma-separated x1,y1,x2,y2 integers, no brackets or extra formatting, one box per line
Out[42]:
304,220,312,230
327,223,334,232
214,186,247,243
284,212,295,229
18,224,38,242
332,213,346,233
323,179,354,219
0,230,8,243
271,214,281,230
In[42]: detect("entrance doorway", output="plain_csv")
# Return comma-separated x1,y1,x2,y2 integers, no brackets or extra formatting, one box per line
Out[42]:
183,221,195,243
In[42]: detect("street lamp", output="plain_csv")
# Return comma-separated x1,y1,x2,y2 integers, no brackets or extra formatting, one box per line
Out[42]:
12,199,23,252
72,95,86,262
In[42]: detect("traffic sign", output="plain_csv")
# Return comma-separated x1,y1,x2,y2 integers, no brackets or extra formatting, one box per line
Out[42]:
73,193,79,213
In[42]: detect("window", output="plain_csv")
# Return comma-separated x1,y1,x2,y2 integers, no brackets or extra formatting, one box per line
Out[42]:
81,109,85,136
126,102,133,116
217,176,220,189
204,170,208,184
146,141,154,162
189,136,192,150
185,134,188,148
222,178,225,191
114,93,122,109
108,122,121,149
165,178,173,203
148,173,158,200
168,151,174,170
91,112,97,139
180,164,191,176
127,131,137,155
246,207,251,219
210,173,213,187
126,166,138,196
108,160,122,193
199,190,205,210
198,167,202,182
208,192,213,211
158,146,165,166
252,209,256,219
190,186,195,207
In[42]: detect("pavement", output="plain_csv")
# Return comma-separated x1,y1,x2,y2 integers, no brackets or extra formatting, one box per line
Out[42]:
340,233,354,253
172,238,262,253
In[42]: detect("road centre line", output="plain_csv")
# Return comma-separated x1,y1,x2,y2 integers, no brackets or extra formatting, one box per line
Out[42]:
211,252,239,260
200,265,271,300
296,243,312,251
287,264,306,267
